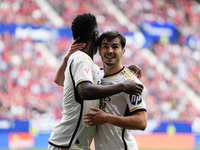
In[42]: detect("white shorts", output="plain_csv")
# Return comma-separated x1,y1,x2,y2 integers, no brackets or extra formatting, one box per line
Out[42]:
48,144,69,150
48,144,91,150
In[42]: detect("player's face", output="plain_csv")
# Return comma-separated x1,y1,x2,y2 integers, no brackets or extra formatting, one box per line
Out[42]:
99,37,125,66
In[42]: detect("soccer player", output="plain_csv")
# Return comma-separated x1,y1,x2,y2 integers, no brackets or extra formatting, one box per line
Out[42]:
48,13,144,150
84,31,147,150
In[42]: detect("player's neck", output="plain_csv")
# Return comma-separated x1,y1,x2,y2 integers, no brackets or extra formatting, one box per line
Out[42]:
81,41,95,59
103,63,123,76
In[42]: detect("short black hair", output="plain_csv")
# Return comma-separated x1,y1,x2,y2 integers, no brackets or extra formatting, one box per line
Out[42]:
71,13,98,43
97,31,126,49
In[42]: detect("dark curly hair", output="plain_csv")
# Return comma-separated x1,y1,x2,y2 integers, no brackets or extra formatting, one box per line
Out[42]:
97,31,126,49
71,13,98,43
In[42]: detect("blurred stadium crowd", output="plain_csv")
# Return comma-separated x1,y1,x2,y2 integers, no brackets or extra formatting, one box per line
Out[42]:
0,0,200,124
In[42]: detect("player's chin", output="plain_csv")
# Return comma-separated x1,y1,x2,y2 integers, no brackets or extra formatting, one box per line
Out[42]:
105,62,115,66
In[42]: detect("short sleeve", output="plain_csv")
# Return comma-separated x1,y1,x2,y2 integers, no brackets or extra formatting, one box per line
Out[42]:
124,92,147,113
71,59,94,88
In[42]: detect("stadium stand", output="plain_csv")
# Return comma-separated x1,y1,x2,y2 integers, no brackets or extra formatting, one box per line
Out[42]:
0,0,199,124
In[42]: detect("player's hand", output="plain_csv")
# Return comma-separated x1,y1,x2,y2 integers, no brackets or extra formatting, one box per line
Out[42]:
83,107,107,126
64,37,86,61
123,80,143,95
128,65,142,79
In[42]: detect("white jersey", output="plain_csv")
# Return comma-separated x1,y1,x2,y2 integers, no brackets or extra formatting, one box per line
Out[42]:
94,66,146,150
49,51,101,150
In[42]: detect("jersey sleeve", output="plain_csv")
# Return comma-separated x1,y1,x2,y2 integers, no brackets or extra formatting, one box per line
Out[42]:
71,59,94,88
129,76,147,113
123,89,147,113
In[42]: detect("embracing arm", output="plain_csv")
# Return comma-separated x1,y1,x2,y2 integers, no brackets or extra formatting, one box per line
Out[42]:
54,38,86,86
77,80,143,100
84,108,147,130
54,56,69,86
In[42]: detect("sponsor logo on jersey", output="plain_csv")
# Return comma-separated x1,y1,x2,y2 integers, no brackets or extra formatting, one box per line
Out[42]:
83,67,92,77
129,95,142,105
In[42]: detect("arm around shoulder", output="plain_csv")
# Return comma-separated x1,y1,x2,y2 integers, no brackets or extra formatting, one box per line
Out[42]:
77,79,144,100
54,57,68,86
77,82,125,100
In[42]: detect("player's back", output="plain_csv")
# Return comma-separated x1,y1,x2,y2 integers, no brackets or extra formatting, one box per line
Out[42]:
49,51,101,149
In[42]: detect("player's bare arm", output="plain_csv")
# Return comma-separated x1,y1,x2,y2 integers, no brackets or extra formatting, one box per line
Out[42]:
54,37,86,86
77,80,143,100
84,107,147,130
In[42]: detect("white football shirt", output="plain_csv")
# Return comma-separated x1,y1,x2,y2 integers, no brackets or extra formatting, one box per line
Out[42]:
94,66,147,150
48,51,101,150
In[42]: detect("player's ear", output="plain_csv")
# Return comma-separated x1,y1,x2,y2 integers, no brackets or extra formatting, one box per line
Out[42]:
94,31,98,43
122,48,125,56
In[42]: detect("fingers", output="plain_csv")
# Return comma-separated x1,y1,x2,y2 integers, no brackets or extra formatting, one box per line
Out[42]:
84,119,92,124
67,43,85,56
72,37,85,48
83,112,95,120
135,69,142,79
70,43,86,51
136,83,143,95
84,120,95,126
84,113,94,117
137,72,142,79
69,37,86,53
83,114,95,126
83,114,92,122
83,108,99,126
72,43,86,47
129,82,143,95
128,65,142,79
90,107,100,111
87,122,95,126
130,66,136,72
83,108,99,118
83,108,103,126
136,69,142,79
136,83,143,89
72,37,80,44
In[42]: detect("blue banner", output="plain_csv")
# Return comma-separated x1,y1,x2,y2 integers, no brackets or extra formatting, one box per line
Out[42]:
0,23,180,49
124,31,147,49
0,133,8,148
195,134,200,148
0,23,72,41
139,21,180,44
153,122,192,133
0,119,29,133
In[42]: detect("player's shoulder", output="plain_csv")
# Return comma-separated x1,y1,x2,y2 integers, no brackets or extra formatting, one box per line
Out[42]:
102,66,130,80
120,67,137,81
71,50,92,63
